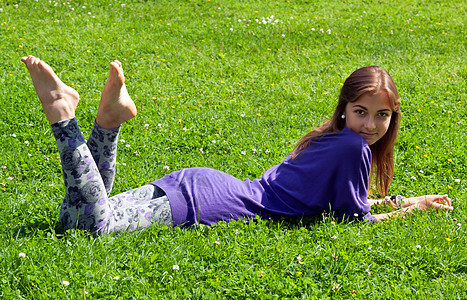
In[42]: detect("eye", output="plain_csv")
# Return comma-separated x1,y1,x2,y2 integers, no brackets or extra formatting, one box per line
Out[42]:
378,112,390,117
355,109,365,115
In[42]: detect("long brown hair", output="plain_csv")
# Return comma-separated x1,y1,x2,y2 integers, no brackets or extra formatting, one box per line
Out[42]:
292,66,401,196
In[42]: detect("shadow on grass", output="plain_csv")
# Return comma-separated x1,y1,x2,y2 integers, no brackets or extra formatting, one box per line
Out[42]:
8,218,65,239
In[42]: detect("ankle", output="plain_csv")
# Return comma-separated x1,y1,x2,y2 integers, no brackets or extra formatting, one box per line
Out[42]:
96,115,121,130
43,100,77,125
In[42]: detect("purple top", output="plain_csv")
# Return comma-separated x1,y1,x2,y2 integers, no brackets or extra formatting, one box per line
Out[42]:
150,128,375,226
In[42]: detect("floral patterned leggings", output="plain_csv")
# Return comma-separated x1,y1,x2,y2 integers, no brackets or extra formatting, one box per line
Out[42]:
52,117,173,235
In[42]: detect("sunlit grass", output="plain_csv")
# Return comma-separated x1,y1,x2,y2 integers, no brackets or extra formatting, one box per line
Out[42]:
0,0,465,298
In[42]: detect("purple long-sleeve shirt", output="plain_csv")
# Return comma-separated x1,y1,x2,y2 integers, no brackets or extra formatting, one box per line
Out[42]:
150,128,374,226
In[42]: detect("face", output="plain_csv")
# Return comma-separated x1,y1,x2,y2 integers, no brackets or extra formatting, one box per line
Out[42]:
343,92,393,145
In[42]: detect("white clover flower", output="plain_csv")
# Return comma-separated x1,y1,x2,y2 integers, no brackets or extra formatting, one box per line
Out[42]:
144,123,149,129
240,113,245,117
416,245,421,249
215,240,220,245
411,176,417,180
265,149,270,154
331,235,337,239
120,139,125,143
211,140,216,143
25,141,30,146
121,4,126,8
455,179,461,183
241,151,246,155
252,148,257,153
326,29,331,34
281,34,285,38
61,280,70,286
311,28,315,31
10,133,16,137
163,166,170,172
172,265,180,270
183,127,187,132
18,252,26,258
125,144,130,148
158,123,162,128
113,276,120,280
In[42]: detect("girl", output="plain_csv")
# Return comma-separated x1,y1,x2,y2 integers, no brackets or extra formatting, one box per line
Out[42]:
21,55,453,235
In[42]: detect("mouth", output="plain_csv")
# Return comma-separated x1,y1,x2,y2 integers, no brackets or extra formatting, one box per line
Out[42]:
360,132,377,139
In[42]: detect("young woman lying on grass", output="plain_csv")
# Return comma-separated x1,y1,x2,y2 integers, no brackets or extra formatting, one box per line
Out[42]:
21,55,453,235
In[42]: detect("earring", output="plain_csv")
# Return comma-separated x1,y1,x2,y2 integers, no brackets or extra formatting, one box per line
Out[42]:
341,114,345,119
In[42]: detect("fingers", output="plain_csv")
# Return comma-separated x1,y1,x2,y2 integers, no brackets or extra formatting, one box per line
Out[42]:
431,202,454,212
432,195,452,206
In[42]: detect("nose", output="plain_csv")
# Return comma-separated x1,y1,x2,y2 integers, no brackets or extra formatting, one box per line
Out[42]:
365,116,376,131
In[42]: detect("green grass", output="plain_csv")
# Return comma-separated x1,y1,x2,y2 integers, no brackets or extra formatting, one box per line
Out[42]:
0,0,466,298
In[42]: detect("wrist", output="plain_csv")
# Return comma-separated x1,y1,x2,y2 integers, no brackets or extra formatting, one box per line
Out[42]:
384,195,405,208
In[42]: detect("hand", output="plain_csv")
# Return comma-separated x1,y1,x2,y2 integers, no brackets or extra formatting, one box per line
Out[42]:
403,195,453,212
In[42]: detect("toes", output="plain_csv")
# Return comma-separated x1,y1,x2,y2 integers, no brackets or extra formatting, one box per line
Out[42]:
21,55,34,66
109,62,118,73
33,57,41,66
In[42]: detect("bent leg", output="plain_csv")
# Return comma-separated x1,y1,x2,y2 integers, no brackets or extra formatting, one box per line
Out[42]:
106,185,173,233
85,59,136,196
87,121,120,196
53,118,113,233
55,118,173,234
22,56,170,235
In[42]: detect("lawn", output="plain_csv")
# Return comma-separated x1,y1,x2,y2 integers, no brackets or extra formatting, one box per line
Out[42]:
0,0,465,298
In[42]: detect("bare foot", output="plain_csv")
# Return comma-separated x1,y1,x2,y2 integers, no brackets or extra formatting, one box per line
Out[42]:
96,60,137,129
21,55,79,124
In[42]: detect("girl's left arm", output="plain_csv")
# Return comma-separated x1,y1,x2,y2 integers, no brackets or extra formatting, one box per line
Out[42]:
371,195,454,221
